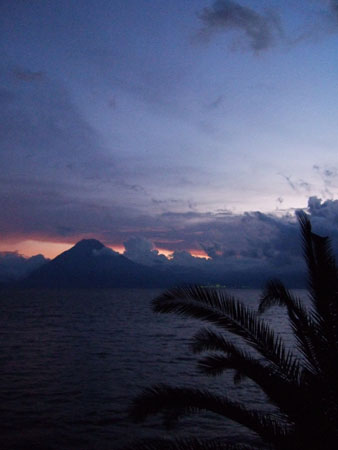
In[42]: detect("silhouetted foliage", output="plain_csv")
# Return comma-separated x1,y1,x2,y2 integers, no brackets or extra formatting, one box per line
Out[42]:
124,212,338,450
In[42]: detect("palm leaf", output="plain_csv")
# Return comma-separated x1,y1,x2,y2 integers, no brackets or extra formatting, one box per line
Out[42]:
126,213,338,449
130,384,290,446
153,286,300,380
259,280,320,375
297,212,338,331
193,327,306,422
297,212,338,386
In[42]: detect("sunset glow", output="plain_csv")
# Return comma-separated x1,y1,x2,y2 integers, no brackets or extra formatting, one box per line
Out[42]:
0,240,73,259
0,241,126,259
2,0,338,280
108,245,125,255
0,239,210,261
189,249,210,260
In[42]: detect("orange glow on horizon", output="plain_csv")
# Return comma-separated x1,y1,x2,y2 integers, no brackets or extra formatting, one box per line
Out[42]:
0,240,73,259
108,245,125,254
0,240,126,259
157,247,210,260
0,240,209,260
156,247,174,258
189,249,210,259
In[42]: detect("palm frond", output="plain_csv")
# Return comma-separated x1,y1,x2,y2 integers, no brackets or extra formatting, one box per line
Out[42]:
259,280,320,375
297,212,338,382
153,286,300,381
129,384,290,445
127,213,338,449
297,211,338,328
197,353,239,376
192,327,288,384
193,328,305,421
192,327,245,355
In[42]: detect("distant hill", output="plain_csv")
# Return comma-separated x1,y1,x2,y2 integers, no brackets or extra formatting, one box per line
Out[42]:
6,239,307,289
19,239,180,288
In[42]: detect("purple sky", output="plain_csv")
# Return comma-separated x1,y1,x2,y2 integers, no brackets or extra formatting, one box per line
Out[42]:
2,1,338,275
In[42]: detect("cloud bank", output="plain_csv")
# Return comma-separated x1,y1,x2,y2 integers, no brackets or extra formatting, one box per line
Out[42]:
114,196,338,287
0,252,48,283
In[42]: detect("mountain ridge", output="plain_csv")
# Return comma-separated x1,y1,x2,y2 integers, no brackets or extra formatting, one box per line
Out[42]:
18,239,179,288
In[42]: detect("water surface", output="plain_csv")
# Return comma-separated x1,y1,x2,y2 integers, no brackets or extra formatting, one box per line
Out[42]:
0,288,308,449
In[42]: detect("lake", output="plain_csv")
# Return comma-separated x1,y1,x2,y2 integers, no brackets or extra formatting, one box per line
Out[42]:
0,288,308,449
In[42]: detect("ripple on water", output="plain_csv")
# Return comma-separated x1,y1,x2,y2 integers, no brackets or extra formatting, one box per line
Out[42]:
0,288,307,449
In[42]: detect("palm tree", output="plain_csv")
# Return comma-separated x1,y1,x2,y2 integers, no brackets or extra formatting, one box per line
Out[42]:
123,212,338,450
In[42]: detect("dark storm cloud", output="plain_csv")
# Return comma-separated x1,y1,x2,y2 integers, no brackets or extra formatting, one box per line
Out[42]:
123,237,168,266
0,252,48,283
0,183,305,287
122,210,299,261
308,196,338,224
193,210,300,264
296,197,338,265
116,207,308,287
198,0,282,51
2,192,338,287
171,250,207,267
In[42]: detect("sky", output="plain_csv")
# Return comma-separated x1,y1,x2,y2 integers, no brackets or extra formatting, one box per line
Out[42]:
2,0,338,279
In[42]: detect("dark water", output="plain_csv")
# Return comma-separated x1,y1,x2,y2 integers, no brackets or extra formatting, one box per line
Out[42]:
0,288,308,449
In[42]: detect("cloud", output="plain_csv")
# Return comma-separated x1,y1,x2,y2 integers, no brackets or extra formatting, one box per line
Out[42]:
197,1,338,51
0,252,48,283
0,60,336,289
113,208,306,286
280,174,297,191
295,196,338,263
93,247,120,257
313,164,338,183
279,173,312,194
171,250,206,267
312,164,338,198
307,196,338,225
123,237,168,266
3,196,338,287
198,0,282,51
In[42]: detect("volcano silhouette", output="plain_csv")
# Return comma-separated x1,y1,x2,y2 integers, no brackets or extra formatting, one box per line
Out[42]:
21,239,176,288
